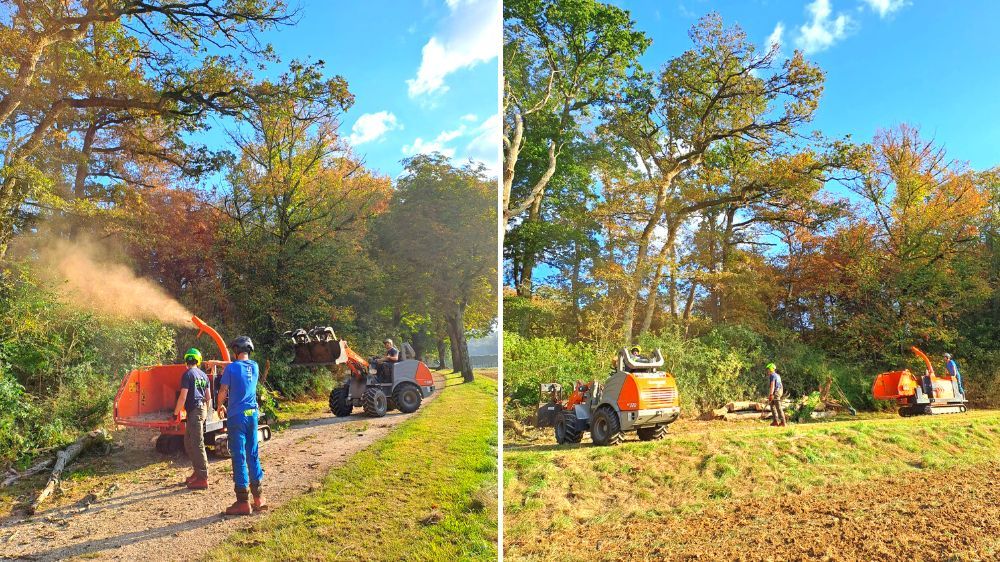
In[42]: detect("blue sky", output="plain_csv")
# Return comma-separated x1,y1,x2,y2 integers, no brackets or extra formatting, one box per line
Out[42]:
613,0,1000,170
204,0,500,179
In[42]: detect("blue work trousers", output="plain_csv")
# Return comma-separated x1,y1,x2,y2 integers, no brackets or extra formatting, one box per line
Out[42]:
228,409,264,489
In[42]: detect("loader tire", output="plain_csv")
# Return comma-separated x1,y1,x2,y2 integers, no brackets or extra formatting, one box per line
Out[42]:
393,383,422,414
554,411,583,444
362,387,388,418
590,406,623,446
636,424,668,441
329,386,353,417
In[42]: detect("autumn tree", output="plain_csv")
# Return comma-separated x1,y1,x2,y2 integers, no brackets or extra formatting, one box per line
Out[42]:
602,14,827,341
220,63,391,347
376,154,497,383
832,125,989,358
0,0,294,260
502,0,648,239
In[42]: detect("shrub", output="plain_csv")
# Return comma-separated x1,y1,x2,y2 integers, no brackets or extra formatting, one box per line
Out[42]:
504,324,879,419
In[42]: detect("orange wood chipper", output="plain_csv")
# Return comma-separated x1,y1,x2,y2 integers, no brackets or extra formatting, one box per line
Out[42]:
113,316,272,455
872,346,967,416
537,348,681,446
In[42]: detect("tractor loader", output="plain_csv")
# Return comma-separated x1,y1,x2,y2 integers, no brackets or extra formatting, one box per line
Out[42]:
283,327,435,417
538,348,681,446
873,345,968,416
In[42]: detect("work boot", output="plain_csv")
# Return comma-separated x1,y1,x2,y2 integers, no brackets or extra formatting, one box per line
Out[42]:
224,487,252,516
184,472,197,485
250,481,268,511
187,476,208,490
770,421,779,427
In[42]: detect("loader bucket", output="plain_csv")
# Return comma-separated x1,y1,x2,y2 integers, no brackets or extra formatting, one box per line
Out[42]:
872,369,918,400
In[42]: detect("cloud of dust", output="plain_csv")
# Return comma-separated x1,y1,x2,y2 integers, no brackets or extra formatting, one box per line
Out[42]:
32,237,193,327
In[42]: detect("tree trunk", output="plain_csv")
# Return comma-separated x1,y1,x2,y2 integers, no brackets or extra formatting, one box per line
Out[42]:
516,194,544,296
639,224,677,335
621,171,680,343
435,338,447,370
570,240,583,341
446,320,461,373
412,326,427,362
682,278,698,332
446,304,474,382
27,430,108,515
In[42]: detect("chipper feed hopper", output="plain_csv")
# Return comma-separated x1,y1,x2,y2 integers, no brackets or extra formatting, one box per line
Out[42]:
283,326,435,418
873,345,967,416
113,316,272,455
539,348,681,446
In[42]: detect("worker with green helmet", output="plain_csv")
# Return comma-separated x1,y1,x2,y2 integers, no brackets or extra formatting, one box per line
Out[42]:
173,347,211,489
766,362,787,427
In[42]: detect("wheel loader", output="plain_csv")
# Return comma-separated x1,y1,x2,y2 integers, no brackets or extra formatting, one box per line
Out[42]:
872,345,967,416
283,327,435,418
538,348,681,446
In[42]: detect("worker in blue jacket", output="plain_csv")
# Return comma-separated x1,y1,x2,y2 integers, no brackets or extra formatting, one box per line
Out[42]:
217,336,266,515
944,353,965,396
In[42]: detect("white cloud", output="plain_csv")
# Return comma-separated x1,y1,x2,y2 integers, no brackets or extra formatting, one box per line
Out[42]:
348,111,400,146
406,0,500,98
465,113,500,175
401,113,500,175
461,113,478,122
401,137,456,158
767,22,785,53
794,0,853,54
861,0,908,18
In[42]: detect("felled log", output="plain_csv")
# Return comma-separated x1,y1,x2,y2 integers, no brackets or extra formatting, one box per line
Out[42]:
726,401,759,412
26,429,108,516
1,458,54,488
723,411,766,422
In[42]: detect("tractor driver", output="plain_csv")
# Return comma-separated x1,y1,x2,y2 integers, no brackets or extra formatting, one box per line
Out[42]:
374,338,401,382
381,339,401,363
629,346,644,362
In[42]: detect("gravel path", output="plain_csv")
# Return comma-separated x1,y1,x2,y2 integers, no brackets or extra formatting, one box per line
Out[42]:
0,373,446,561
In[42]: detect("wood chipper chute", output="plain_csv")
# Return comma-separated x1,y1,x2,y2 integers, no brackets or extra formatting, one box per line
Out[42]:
113,316,272,455
872,346,967,416
283,326,435,418
539,348,681,446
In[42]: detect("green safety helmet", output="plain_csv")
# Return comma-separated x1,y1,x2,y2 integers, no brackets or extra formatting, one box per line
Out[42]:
184,348,203,365
766,362,777,371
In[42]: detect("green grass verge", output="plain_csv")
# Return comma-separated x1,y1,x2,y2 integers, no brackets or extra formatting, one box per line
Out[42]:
504,410,1000,542
209,376,498,562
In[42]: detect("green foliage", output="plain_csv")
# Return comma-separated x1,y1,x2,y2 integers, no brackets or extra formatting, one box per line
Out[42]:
794,391,823,423
505,325,874,416
503,333,607,408
502,295,566,339
0,268,175,467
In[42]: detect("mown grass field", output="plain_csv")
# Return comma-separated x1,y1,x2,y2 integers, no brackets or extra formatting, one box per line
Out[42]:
210,373,498,562
504,410,1000,559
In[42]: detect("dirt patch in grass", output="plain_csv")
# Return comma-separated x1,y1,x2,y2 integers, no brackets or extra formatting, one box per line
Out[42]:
514,461,1000,561
505,410,1000,561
